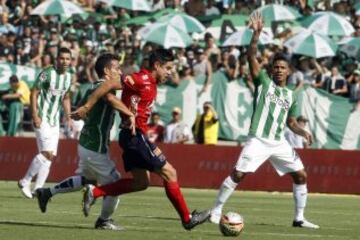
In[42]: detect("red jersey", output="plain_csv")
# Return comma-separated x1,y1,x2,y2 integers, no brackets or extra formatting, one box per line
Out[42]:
121,69,157,133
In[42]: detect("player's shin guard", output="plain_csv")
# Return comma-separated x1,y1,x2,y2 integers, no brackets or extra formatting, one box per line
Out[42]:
100,196,119,220
164,181,190,223
293,183,307,221
50,176,85,195
34,156,52,190
213,176,238,213
93,179,134,198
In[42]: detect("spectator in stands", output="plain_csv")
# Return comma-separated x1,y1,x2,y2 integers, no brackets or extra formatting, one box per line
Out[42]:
285,116,309,149
205,0,220,16
164,107,192,144
146,112,165,143
322,66,348,97
349,69,360,112
193,47,212,95
1,75,30,136
192,101,219,145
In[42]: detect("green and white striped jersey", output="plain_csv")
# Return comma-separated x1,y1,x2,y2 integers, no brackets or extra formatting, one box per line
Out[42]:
79,80,115,154
34,66,72,126
249,70,298,141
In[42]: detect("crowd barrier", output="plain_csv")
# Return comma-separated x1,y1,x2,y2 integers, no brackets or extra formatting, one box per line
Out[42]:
0,137,359,194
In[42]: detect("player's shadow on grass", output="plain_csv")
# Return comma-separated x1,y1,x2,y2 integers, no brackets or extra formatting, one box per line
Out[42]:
0,220,91,230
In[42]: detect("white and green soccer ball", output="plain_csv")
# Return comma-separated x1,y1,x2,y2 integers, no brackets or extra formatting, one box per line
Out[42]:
219,212,244,237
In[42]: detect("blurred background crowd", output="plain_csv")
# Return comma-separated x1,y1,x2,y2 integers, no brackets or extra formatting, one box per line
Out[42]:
0,0,359,148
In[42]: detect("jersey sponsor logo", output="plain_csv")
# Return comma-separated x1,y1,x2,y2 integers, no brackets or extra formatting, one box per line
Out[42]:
142,74,149,81
266,92,290,110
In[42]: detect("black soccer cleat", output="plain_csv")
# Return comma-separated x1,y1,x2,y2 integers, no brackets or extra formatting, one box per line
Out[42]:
292,219,320,229
35,188,52,213
95,218,124,231
182,209,211,231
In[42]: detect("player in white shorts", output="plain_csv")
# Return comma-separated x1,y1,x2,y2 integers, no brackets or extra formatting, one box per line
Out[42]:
34,53,135,230
209,13,319,229
18,47,73,199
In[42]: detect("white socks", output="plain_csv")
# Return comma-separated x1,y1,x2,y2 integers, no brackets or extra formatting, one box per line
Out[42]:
21,153,52,190
293,183,308,221
50,176,84,195
100,196,119,220
34,156,52,190
21,153,44,185
212,176,238,214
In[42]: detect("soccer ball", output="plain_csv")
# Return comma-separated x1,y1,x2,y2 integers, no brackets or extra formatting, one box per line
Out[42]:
219,212,244,237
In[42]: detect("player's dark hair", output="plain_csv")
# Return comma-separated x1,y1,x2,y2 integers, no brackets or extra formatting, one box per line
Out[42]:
57,47,72,58
95,53,119,78
272,53,289,66
149,49,174,69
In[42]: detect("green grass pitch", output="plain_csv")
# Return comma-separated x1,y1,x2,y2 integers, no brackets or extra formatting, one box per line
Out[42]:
0,181,359,240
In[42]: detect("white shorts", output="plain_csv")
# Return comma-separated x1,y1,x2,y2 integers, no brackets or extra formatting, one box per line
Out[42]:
235,137,304,176
75,145,121,185
34,122,60,156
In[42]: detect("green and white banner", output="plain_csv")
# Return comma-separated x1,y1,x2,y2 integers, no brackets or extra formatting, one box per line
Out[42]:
156,71,360,150
0,63,41,90
1,63,358,149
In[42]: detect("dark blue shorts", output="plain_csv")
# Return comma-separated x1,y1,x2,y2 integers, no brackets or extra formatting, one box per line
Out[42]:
119,129,167,172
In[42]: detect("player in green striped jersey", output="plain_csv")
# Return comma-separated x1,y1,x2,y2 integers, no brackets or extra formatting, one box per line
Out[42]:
209,12,319,229
18,47,73,199
35,53,135,230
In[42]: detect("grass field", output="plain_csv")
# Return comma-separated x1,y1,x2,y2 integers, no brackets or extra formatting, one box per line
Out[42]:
0,181,359,240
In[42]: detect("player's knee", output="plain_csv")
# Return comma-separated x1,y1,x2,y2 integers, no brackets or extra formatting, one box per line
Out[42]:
134,178,149,191
291,170,307,184
160,163,177,181
231,170,246,183
41,151,54,161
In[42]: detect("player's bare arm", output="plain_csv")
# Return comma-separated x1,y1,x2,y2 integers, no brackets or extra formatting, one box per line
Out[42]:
104,93,136,135
287,117,313,145
62,92,73,130
247,11,264,79
71,79,123,120
30,87,41,128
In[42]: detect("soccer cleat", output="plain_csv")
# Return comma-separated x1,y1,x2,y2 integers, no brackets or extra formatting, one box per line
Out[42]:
293,219,320,229
82,184,96,217
35,188,52,213
209,211,221,224
95,218,124,231
18,181,33,199
182,209,211,230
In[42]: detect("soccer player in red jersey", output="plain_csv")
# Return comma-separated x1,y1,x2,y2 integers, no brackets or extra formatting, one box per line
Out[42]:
71,49,210,230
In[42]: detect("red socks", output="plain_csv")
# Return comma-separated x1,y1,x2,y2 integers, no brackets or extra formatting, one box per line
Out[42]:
164,181,190,223
93,179,134,198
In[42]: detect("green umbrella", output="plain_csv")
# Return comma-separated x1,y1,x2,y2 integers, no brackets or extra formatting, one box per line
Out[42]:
284,30,337,58
99,0,152,12
222,28,273,47
138,23,192,49
338,37,360,58
206,14,248,39
31,0,85,17
157,13,205,33
255,4,302,25
301,12,355,37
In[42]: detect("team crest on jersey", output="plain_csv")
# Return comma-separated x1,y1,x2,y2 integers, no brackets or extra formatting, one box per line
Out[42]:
142,75,149,80
39,72,47,82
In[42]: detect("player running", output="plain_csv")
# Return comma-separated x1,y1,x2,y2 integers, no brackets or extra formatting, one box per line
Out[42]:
18,47,73,198
209,12,319,229
35,53,135,230
71,49,210,230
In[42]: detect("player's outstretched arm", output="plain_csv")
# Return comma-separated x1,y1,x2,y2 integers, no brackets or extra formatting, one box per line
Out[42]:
287,117,313,145
71,79,122,120
247,11,263,79
105,93,136,135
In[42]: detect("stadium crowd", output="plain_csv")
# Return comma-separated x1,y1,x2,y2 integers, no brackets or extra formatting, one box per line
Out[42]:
0,0,359,142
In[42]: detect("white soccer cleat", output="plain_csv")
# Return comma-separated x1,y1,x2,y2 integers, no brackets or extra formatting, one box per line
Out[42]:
209,210,221,224
18,180,33,199
293,219,320,229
